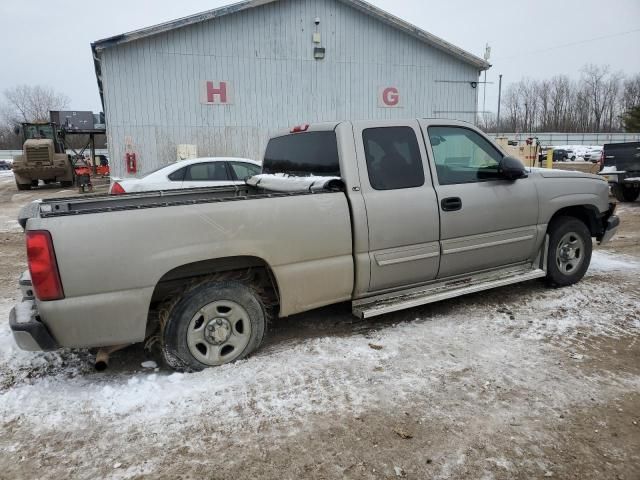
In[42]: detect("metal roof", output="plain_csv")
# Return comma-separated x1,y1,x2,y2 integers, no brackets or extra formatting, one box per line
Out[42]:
91,0,490,107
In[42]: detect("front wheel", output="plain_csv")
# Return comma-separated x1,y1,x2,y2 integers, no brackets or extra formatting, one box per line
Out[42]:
162,281,266,372
612,184,640,203
546,216,592,287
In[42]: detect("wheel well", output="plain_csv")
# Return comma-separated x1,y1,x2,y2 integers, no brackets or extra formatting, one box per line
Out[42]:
548,206,602,237
149,256,280,309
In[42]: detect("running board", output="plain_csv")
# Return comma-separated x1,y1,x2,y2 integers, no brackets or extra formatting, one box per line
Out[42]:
353,260,548,319
353,265,546,319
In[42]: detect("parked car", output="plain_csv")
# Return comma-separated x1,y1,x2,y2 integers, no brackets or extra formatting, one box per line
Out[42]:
0,160,11,170
109,157,262,194
552,148,575,162
584,148,603,163
11,119,618,372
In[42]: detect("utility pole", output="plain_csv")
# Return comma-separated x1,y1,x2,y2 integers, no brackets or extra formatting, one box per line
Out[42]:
497,74,503,135
483,44,491,126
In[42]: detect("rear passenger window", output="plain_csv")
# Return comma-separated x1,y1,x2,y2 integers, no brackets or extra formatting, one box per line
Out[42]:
362,127,424,190
184,163,229,181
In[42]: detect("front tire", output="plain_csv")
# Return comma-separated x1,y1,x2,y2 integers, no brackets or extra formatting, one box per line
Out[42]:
162,281,266,372
546,216,592,287
612,184,640,203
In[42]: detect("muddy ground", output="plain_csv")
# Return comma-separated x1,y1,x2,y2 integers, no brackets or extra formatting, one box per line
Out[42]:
0,174,638,480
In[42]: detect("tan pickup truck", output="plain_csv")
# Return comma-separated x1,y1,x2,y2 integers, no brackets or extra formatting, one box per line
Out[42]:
10,119,619,371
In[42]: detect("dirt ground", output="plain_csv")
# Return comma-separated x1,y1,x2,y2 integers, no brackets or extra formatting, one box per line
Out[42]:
0,173,638,480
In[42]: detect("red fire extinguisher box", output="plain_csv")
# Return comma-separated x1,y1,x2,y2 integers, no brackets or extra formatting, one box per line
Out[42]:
126,152,137,174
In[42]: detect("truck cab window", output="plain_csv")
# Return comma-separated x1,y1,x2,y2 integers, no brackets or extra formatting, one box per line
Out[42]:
428,127,503,185
263,131,340,177
362,127,424,190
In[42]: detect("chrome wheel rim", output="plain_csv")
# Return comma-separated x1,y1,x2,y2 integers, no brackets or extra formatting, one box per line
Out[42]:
556,232,585,275
186,300,252,366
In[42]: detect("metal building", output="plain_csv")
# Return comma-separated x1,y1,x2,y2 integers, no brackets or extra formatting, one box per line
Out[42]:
92,0,490,178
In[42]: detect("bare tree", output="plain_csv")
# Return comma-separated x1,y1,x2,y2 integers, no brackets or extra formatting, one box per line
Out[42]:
1,85,70,126
485,66,636,134
580,64,618,132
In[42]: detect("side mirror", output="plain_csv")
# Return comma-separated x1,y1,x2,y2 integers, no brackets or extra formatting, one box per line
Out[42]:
499,156,527,180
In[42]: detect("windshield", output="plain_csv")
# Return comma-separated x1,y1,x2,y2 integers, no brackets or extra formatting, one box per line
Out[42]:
23,124,55,140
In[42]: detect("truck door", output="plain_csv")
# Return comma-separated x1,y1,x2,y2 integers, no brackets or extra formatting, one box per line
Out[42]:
354,121,440,292
420,121,539,279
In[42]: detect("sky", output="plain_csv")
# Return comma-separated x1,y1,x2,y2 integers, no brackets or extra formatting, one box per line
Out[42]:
0,0,639,115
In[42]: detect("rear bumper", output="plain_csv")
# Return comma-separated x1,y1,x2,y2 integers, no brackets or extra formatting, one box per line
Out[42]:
9,271,59,352
9,300,59,351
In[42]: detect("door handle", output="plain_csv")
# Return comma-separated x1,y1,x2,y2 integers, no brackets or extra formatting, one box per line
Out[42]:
441,197,462,212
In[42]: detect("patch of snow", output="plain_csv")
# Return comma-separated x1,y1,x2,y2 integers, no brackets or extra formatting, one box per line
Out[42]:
599,166,624,174
623,177,640,182
247,173,342,192
0,214,22,233
589,251,639,272
140,360,157,369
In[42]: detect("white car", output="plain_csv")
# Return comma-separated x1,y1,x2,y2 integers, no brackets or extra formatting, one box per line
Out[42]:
110,157,261,194
584,147,603,163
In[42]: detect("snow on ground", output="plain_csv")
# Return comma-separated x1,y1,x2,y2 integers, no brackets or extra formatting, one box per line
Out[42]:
0,217,22,233
0,251,638,478
589,250,639,272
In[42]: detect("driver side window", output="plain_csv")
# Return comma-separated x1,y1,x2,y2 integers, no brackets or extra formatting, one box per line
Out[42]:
428,127,503,185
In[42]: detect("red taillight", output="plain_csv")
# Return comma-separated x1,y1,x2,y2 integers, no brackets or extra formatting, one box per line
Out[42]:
290,124,310,133
26,231,64,301
110,181,126,195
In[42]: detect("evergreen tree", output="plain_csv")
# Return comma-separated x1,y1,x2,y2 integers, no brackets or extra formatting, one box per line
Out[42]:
621,105,640,132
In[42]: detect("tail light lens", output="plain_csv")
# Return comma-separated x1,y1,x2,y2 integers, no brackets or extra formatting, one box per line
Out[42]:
290,124,310,133
110,181,126,195
26,231,64,301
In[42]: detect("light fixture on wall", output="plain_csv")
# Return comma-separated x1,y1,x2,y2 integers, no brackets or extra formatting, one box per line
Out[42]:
312,17,325,60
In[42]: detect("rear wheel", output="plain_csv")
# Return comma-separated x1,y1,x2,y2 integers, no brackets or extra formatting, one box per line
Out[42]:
16,182,31,191
612,184,640,202
60,180,73,188
30,180,38,187
162,281,266,372
546,216,592,287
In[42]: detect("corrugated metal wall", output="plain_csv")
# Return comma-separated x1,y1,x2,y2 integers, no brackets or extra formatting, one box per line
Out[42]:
101,0,481,177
